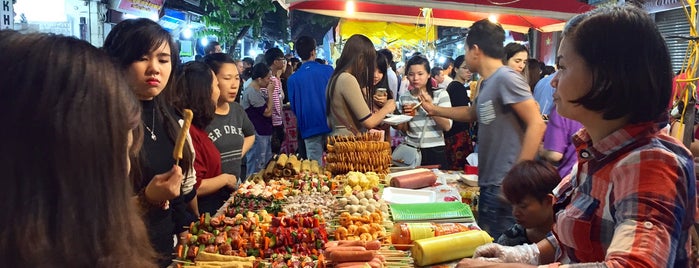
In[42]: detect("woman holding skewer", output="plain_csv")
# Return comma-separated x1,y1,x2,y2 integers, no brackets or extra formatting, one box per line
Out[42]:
172,61,238,215
103,18,198,267
394,55,452,169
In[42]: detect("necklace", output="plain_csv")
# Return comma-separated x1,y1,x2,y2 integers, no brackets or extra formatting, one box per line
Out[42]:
144,111,157,141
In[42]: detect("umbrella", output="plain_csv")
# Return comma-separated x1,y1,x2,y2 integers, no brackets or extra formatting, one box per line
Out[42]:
286,0,594,33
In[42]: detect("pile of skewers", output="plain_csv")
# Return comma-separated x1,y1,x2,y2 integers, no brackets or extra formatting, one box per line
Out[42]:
325,133,392,175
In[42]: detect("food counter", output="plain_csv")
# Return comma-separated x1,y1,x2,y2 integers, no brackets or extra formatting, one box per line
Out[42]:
173,149,487,268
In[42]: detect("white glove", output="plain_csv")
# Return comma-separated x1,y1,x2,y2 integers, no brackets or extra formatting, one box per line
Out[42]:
473,243,540,265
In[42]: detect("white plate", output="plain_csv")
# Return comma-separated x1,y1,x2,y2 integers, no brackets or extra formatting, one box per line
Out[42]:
382,187,436,204
459,174,479,187
382,114,413,125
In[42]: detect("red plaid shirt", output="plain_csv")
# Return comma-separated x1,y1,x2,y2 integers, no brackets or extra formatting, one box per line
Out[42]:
545,123,696,267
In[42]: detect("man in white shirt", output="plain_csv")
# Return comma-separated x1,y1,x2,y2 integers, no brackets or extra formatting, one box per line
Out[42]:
439,57,454,89
378,49,399,99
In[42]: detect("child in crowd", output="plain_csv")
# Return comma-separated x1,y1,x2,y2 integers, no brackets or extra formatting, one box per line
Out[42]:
498,160,561,247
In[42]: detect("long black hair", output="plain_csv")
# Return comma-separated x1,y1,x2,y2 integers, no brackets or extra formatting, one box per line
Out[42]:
203,53,236,74
405,55,438,98
173,61,217,129
326,34,376,115
103,18,193,187
0,30,157,267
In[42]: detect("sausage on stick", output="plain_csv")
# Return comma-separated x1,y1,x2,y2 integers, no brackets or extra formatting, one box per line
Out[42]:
174,109,194,166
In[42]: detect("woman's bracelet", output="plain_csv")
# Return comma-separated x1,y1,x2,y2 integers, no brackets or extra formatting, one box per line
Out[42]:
137,188,170,211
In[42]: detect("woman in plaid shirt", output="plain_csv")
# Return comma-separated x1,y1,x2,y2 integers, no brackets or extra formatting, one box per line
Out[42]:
458,5,697,267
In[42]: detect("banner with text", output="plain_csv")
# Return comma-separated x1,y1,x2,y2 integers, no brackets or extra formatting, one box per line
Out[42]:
110,0,164,19
1,0,13,30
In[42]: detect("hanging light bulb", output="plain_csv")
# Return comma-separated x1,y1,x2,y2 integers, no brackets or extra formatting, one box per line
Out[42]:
488,15,498,23
346,1,355,15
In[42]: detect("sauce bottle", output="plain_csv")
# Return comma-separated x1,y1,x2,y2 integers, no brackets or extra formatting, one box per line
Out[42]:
391,222,474,250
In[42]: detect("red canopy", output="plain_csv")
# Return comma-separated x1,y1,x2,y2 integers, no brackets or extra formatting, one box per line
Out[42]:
287,0,594,33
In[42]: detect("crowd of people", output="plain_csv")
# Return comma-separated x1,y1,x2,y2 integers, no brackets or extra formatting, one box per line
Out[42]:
1,3,696,267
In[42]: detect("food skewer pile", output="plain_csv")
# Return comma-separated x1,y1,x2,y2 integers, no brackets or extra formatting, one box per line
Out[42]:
255,154,326,181
225,181,287,216
176,210,329,264
177,251,256,268
283,192,338,223
225,170,335,217
325,133,392,175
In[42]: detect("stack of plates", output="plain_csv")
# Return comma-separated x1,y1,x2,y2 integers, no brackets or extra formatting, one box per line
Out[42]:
381,187,436,204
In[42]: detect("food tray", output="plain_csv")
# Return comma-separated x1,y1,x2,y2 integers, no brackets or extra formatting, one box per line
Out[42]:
390,202,474,222
382,187,436,204
382,114,413,125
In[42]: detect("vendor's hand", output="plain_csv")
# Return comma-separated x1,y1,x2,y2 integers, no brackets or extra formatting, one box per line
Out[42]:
145,165,183,203
225,174,238,190
456,257,502,268
373,94,388,107
417,91,436,115
473,243,539,265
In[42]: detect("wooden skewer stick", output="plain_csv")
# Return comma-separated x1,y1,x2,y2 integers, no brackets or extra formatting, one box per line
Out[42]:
171,259,195,265
412,101,423,110
379,244,414,248
383,258,413,261
384,260,414,264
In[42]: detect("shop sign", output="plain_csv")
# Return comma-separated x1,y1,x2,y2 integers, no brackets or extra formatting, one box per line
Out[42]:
644,0,685,13
110,0,164,19
1,0,12,30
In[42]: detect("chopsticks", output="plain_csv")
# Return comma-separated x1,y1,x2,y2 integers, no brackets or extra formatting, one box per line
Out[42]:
412,101,423,109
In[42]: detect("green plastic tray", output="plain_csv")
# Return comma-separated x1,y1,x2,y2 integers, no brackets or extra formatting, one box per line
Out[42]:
390,202,474,222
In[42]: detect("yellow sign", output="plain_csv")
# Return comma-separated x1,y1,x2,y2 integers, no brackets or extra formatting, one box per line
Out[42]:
339,19,437,48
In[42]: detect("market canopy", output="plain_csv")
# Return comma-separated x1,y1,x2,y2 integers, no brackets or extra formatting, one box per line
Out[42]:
339,19,437,47
285,0,594,33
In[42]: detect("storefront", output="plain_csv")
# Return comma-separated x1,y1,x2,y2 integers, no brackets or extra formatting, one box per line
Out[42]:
644,0,695,73
11,0,96,43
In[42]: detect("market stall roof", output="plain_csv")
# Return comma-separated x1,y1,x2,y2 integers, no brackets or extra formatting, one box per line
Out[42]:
286,0,594,33
339,19,437,47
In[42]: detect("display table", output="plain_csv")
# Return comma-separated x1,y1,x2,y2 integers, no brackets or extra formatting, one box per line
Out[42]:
178,165,486,268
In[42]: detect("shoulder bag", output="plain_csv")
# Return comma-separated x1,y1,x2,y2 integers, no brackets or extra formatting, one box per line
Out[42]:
392,120,428,168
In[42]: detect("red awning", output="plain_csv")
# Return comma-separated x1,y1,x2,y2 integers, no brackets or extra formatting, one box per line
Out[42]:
287,0,594,33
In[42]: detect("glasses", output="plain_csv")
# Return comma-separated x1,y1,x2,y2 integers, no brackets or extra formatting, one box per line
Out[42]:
276,58,287,62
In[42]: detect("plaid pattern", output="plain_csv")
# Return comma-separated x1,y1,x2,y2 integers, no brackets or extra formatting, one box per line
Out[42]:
545,123,696,267
270,76,284,127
